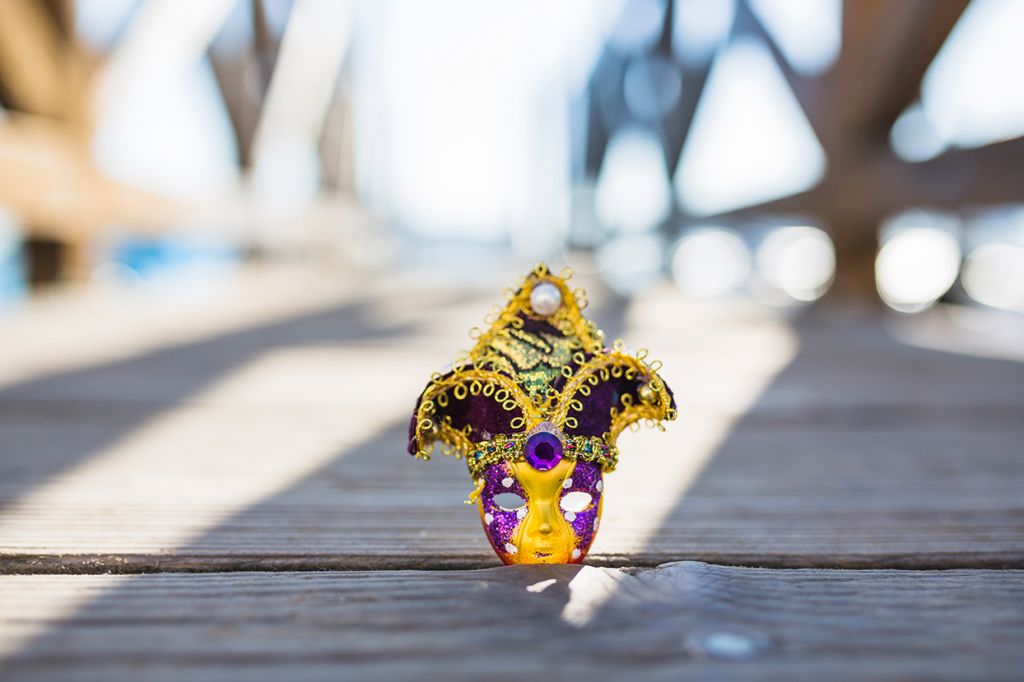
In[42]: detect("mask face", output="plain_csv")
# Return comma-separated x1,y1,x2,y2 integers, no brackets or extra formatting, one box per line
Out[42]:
477,459,604,564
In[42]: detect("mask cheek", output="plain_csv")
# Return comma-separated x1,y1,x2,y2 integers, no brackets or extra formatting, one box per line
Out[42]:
564,504,600,557
481,506,524,554
478,462,528,557
559,463,604,559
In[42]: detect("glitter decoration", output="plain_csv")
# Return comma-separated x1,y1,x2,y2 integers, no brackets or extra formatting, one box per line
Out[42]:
408,264,675,564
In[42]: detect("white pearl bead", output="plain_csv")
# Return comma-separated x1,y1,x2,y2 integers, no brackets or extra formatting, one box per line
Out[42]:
530,282,562,316
484,513,494,525
571,548,581,559
505,543,518,554
502,477,514,488
564,511,576,522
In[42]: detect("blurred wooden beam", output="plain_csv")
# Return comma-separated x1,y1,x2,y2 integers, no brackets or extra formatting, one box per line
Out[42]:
209,0,290,167
703,131,1024,303
209,52,263,168
0,0,69,117
857,136,1024,216
0,114,181,240
694,0,977,303
249,0,352,183
0,0,234,283
827,0,969,145
708,135,1024,222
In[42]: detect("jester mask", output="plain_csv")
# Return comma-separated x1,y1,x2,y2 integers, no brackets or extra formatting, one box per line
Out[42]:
408,264,675,564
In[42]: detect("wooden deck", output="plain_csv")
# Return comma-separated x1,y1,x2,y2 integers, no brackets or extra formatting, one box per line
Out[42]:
1,268,1023,680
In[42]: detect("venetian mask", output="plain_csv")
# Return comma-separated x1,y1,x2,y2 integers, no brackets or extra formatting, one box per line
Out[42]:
408,264,675,564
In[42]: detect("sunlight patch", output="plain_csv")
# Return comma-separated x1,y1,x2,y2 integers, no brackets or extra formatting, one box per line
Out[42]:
674,38,825,216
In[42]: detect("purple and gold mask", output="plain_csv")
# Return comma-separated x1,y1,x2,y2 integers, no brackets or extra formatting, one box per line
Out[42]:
408,264,675,564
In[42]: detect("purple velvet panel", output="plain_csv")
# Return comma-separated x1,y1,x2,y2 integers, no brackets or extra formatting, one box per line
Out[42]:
406,413,419,455
407,330,678,455
562,362,677,439
407,373,523,455
444,391,522,442
563,373,638,437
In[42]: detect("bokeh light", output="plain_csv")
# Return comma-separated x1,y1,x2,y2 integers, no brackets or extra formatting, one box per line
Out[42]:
748,0,841,77
674,37,826,216
962,243,1024,311
596,233,665,296
890,103,948,162
919,0,1024,149
594,127,672,233
756,225,835,302
875,227,961,313
623,55,682,121
671,228,750,298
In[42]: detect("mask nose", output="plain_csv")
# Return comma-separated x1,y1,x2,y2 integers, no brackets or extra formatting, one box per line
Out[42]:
535,502,555,534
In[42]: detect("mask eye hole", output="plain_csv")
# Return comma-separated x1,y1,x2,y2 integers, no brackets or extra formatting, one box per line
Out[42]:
492,492,526,511
560,491,593,513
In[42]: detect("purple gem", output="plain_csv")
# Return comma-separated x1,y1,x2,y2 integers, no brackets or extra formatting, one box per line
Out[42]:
524,431,563,471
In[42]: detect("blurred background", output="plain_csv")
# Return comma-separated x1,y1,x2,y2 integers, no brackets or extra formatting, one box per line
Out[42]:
0,0,1022,317
3,3,1024,675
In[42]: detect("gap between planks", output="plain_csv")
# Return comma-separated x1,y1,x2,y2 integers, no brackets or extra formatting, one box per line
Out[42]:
4,551,1024,575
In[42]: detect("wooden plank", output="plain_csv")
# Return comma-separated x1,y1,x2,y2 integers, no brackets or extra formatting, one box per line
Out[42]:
1,280,1022,571
1,562,1022,680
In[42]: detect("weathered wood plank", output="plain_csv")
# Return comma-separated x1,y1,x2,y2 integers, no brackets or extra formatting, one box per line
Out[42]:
1,279,1022,570
1,562,1022,681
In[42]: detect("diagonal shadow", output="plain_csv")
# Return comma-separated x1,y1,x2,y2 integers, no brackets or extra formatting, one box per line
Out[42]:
177,294,631,569
174,418,489,571
7,311,1024,679
0,290,631,571
0,296,431,514
0,293,636,674
4,305,1024,677
635,311,1024,569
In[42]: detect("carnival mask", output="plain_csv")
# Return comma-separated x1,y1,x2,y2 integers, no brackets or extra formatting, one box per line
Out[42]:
408,264,675,564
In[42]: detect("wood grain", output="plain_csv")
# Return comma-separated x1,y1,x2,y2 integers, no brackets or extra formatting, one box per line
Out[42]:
1,279,1022,571
1,562,1022,681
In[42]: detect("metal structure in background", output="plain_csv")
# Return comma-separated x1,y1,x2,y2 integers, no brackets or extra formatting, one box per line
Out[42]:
0,0,358,283
578,0,1024,298
1,0,1022,301
0,0,183,283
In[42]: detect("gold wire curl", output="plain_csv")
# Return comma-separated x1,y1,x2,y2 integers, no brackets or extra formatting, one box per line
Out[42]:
410,265,675,464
